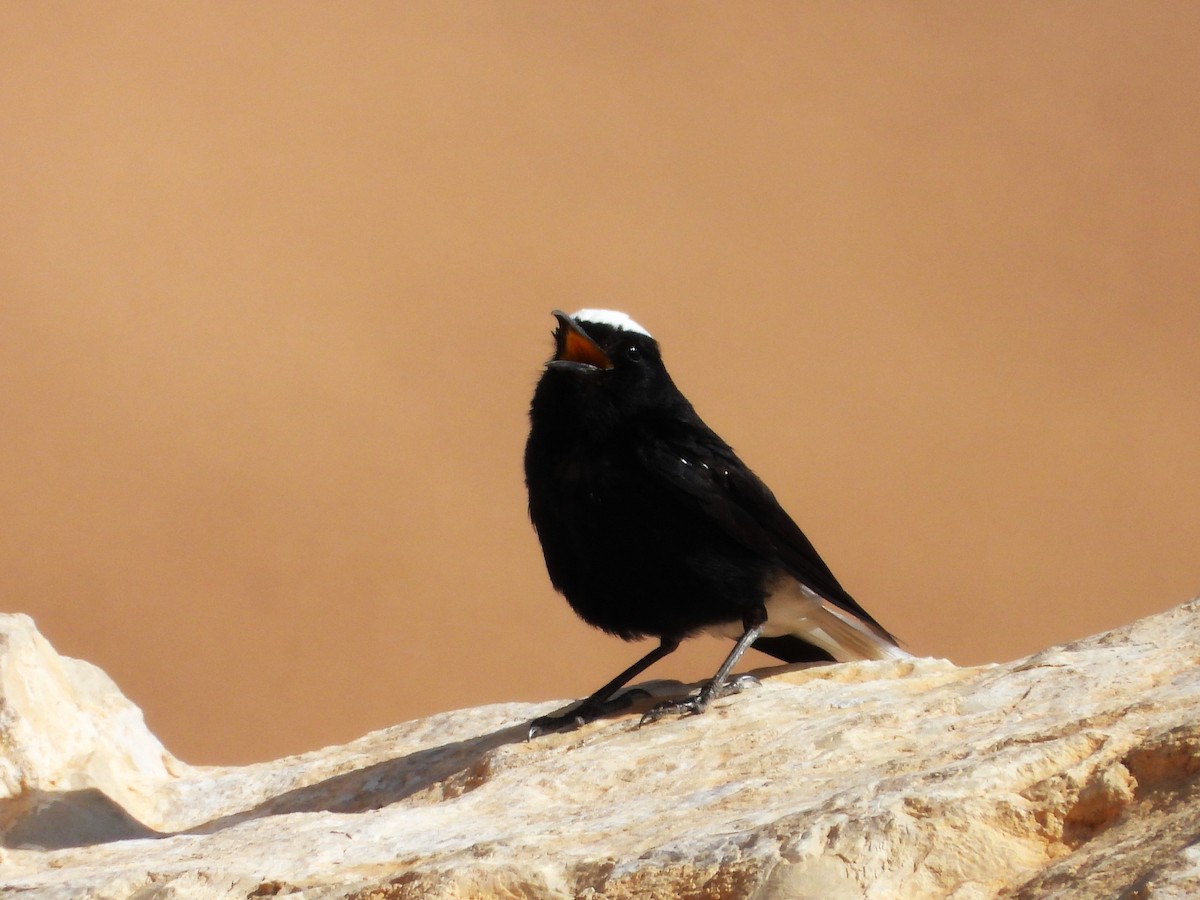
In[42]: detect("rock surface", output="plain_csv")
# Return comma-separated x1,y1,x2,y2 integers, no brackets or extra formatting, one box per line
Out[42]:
2,602,1200,898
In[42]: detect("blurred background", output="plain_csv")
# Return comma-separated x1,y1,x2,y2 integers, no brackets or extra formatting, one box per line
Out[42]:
2,3,1198,765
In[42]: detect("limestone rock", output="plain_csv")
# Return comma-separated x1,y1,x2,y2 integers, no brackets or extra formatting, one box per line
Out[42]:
2,602,1200,898
0,614,189,847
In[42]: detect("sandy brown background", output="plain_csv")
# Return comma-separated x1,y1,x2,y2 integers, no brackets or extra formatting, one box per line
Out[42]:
3,3,1198,765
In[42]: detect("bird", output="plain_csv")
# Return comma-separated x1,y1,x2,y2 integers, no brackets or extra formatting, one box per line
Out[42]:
524,309,906,737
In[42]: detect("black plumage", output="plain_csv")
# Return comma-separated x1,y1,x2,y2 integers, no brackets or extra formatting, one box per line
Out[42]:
524,309,902,735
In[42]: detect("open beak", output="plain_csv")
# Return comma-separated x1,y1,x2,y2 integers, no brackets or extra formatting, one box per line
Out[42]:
551,310,613,370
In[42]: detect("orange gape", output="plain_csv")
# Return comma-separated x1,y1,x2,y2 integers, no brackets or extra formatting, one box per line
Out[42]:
559,326,614,370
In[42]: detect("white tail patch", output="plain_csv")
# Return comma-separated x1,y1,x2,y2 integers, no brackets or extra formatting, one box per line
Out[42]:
709,576,910,662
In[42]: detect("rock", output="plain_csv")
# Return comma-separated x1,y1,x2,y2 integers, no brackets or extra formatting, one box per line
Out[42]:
1,602,1200,898
0,614,188,848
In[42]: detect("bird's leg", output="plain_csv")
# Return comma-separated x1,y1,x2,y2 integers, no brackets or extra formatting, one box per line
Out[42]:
527,637,681,738
641,607,767,724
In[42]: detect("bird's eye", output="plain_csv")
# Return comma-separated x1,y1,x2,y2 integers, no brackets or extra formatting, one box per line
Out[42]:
625,345,642,361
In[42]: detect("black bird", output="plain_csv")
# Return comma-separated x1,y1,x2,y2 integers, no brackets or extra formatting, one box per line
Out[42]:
525,309,905,736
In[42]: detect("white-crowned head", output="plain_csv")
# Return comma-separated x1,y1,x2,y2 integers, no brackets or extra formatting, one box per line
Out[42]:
571,309,653,338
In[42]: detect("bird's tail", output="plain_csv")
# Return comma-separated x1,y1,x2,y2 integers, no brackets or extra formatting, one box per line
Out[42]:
757,577,912,663
809,596,912,661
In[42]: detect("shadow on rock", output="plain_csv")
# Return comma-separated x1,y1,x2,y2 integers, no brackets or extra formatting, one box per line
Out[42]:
0,788,163,849
189,720,533,835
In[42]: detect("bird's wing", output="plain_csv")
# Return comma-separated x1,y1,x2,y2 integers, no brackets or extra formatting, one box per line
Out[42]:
633,424,897,646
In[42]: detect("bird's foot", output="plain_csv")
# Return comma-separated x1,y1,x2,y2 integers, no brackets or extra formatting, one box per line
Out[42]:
527,688,651,739
638,674,759,726
721,673,761,695
638,694,706,724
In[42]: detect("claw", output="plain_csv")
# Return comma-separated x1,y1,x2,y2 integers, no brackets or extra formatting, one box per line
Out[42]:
721,673,760,695
638,672,759,726
527,706,595,740
639,694,706,725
